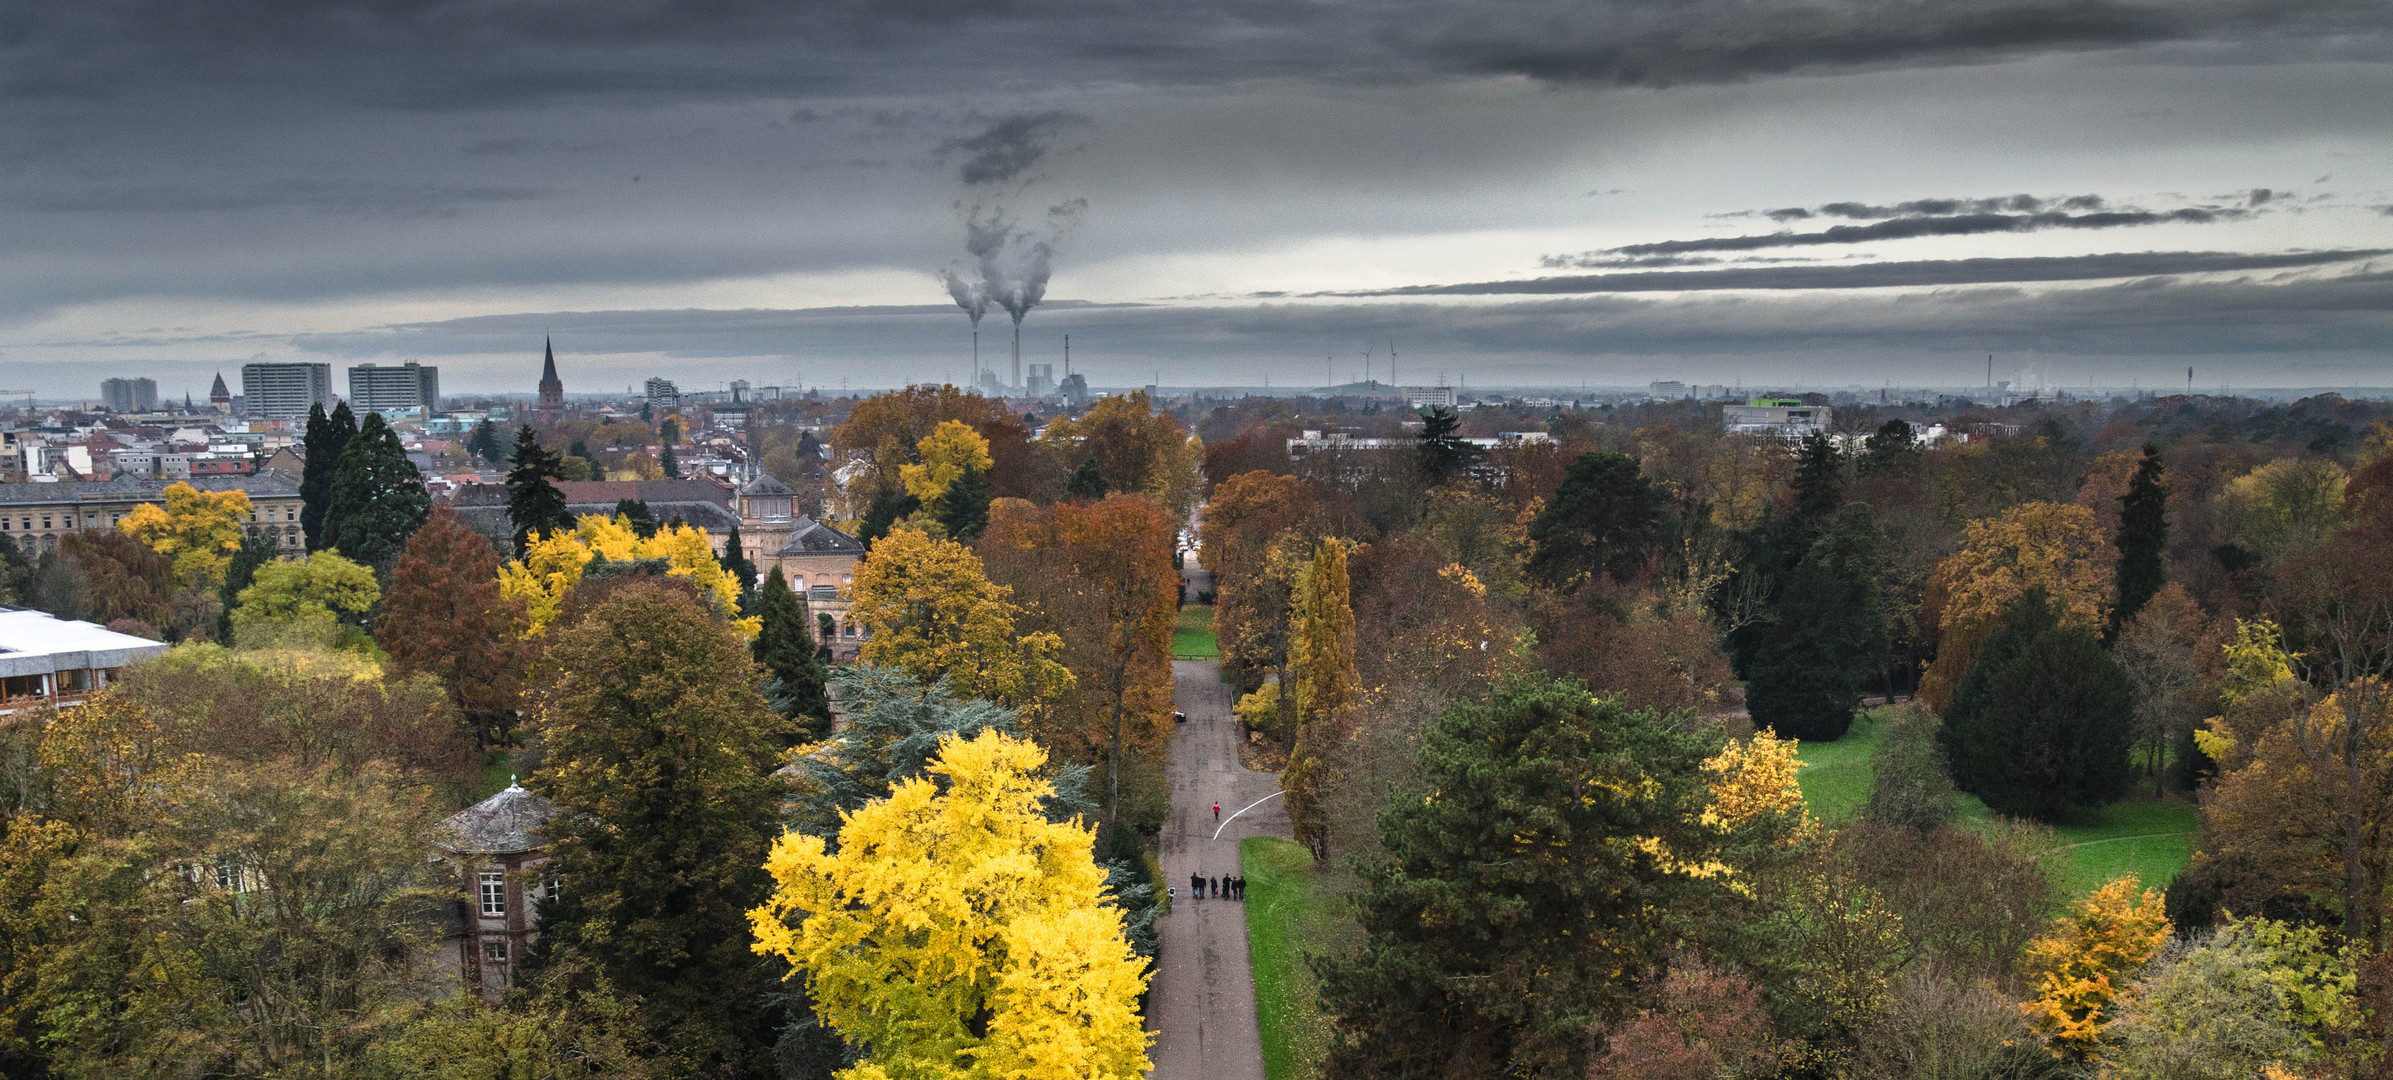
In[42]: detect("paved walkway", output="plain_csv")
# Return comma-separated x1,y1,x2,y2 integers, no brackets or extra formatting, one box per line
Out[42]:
1148,656,1285,1080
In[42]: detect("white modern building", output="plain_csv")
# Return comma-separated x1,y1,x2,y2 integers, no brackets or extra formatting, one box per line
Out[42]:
1722,398,1835,440
347,362,441,414
0,607,170,713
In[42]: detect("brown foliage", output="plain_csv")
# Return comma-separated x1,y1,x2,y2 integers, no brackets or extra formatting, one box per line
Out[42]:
831,385,1023,494
1201,430,1293,486
1348,535,1523,703
1531,589,1740,715
1833,821,2059,985
58,531,181,637
378,502,529,747
1589,954,1790,1080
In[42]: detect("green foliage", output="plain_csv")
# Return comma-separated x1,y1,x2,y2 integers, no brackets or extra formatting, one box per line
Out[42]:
780,665,1022,838
323,412,431,569
1414,405,1480,488
1315,678,1727,1080
214,530,278,643
370,973,652,1080
300,401,357,552
1862,708,1960,831
464,418,503,465
2107,922,2316,1079
855,486,921,548
1940,589,2135,820
935,461,993,541
614,498,657,538
658,441,679,479
1525,451,1665,590
1745,503,1885,741
2112,444,2169,637
718,523,758,608
1066,453,1111,501
505,426,572,556
753,567,829,738
232,550,381,634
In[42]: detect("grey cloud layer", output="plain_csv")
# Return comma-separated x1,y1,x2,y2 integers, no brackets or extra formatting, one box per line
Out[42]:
1609,208,2247,256
1353,250,2390,295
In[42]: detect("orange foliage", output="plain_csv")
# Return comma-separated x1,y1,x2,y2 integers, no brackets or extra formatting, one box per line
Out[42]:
2017,877,2171,1059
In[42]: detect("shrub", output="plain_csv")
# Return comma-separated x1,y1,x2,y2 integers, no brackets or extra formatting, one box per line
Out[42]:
1861,709,1960,832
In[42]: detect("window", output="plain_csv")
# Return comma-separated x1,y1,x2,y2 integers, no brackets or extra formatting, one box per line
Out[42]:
481,940,509,963
217,861,247,893
55,669,91,694
843,622,857,639
40,516,50,529
479,872,506,916
174,862,203,884
1,675,45,701
543,876,562,902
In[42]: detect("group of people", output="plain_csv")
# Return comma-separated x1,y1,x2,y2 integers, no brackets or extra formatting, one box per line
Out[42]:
1189,872,1245,901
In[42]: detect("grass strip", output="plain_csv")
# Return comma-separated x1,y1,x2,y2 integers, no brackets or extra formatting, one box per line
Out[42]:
1244,836,1327,1080
1173,604,1220,659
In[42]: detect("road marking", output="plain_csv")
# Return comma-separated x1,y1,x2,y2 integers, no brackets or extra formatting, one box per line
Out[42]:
1212,791,1283,841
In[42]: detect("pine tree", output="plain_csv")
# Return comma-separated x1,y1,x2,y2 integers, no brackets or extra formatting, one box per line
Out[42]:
1788,430,1845,528
934,462,993,541
465,418,502,464
1524,451,1664,590
322,412,431,569
855,486,920,548
1939,588,2135,819
1416,405,1480,488
719,524,759,608
614,498,657,538
299,401,357,551
1066,454,1110,501
1744,504,1885,741
2111,444,2169,638
754,567,830,739
658,442,679,479
505,427,572,556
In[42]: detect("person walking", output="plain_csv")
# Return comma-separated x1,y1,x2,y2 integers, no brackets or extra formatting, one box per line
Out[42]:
1213,800,1221,823
1190,872,1203,899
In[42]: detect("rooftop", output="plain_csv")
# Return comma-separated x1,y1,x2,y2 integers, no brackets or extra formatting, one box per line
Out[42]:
0,606,170,676
439,781,556,855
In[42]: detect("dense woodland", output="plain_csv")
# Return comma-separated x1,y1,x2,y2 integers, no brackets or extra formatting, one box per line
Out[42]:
0,385,2388,1079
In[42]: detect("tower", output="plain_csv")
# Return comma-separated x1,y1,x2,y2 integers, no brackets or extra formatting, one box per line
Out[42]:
208,371,231,414
538,337,564,412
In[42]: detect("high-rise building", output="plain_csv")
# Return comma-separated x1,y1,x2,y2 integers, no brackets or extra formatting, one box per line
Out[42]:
729,379,751,403
1026,364,1053,399
239,363,335,419
100,377,158,412
537,338,565,411
347,362,440,414
644,377,680,411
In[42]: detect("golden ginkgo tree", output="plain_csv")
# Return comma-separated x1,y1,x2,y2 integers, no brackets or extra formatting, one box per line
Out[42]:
749,729,1151,1080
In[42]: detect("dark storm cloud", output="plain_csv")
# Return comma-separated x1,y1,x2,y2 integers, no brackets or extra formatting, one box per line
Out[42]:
1610,207,2245,255
942,112,1090,186
3,178,543,217
1351,249,2389,295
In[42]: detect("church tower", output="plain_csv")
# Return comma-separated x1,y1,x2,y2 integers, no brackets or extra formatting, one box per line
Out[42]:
537,337,564,412
208,371,232,414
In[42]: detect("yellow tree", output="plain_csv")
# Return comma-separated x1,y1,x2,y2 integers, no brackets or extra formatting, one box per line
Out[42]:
120,482,253,588
1920,501,2113,710
230,550,380,634
900,420,994,506
2018,876,2171,1060
1283,537,1357,858
496,514,753,636
750,730,1152,1080
847,527,1072,710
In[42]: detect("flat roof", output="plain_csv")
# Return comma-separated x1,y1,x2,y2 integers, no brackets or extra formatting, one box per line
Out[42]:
0,607,170,676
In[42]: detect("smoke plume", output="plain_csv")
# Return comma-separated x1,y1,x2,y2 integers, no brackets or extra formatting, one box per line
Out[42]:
936,114,1087,337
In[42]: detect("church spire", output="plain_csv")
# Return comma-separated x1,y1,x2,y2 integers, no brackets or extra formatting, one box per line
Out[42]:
538,336,565,411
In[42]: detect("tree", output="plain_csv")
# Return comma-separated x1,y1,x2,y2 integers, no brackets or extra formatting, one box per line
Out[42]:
213,530,277,643
613,498,657,538
1042,391,1200,518
1858,419,1921,476
300,400,356,551
528,581,790,1076
465,418,503,464
231,550,381,636
323,411,431,569
855,486,921,549
749,730,1152,1080
2105,918,2340,1080
1526,451,1665,590
935,462,993,541
1283,537,1357,857
1066,454,1110,501
505,427,572,557
718,523,758,603
378,502,528,748
2111,444,2169,637
1200,471,1317,688
898,419,993,506
2115,583,2210,796
1918,501,2113,711
846,528,1073,711
753,568,830,739
58,531,177,637
658,441,679,479
120,481,254,589
2017,876,2170,1061
1316,679,1731,1080
1744,503,1885,741
1788,430,1845,526
1416,405,1479,488
1939,589,2134,819
497,515,753,637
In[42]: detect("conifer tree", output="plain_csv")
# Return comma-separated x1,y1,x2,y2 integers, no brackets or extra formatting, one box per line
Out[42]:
1744,503,1884,741
753,567,830,739
1416,404,1480,488
465,418,502,464
613,498,657,538
1066,454,1110,501
1525,451,1664,590
934,462,993,541
855,486,920,548
299,400,356,550
1283,538,1357,858
213,530,278,643
322,412,431,569
505,427,572,556
658,442,679,479
1940,588,2135,819
718,524,758,609
2111,443,2169,638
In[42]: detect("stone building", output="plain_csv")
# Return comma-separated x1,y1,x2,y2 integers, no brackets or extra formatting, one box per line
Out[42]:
0,471,305,555
434,781,556,999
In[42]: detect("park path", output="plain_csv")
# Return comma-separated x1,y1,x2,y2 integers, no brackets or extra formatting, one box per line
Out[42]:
1147,647,1287,1080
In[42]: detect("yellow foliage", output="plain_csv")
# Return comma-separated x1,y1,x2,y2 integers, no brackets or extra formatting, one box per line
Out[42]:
1936,501,2114,635
1233,681,1295,731
900,420,994,504
119,482,254,588
496,514,757,637
2018,876,2171,1059
846,527,1072,710
749,731,1152,1080
1701,729,1809,839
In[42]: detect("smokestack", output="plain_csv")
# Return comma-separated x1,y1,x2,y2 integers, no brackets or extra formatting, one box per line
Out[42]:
1012,325,1021,397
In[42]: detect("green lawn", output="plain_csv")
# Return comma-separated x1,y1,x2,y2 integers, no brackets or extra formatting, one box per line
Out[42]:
1791,706,2195,900
1244,837,1332,1080
1173,604,1220,660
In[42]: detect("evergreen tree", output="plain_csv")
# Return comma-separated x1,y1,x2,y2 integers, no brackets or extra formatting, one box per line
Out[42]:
1416,405,1480,488
719,524,759,607
614,498,657,538
299,400,357,551
855,486,920,548
658,442,679,479
1065,454,1110,501
213,530,279,643
1940,588,2135,820
1744,503,1884,741
465,418,502,464
505,427,572,556
1859,418,1922,476
640,400,653,422
754,567,830,738
322,412,431,569
2111,443,2169,637
1524,451,1664,590
1788,430,1845,528
934,462,992,541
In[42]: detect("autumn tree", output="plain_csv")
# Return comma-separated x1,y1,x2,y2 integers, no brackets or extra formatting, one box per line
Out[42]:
528,581,790,1075
1526,451,1665,590
749,730,1152,1080
2018,876,2171,1060
754,567,830,739
213,530,277,643
1283,537,1357,857
2111,444,2169,636
299,400,357,551
323,411,431,569
2114,582,2212,795
231,550,380,637
1200,470,1315,687
57,531,177,637
378,502,528,747
1042,390,1201,520
120,481,254,588
1940,588,2134,819
498,515,753,637
1918,501,2113,711
505,426,572,556
845,527,1072,711
899,419,993,506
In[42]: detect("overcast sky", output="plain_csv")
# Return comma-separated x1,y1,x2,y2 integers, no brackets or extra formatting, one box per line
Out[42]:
2,0,2389,398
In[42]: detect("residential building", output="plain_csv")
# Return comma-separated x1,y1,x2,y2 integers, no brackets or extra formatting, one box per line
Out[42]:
240,362,335,419
0,472,305,555
537,338,565,412
1402,385,1457,410
434,781,556,998
1722,398,1834,440
347,362,441,414
645,376,681,411
0,607,169,714
100,377,158,412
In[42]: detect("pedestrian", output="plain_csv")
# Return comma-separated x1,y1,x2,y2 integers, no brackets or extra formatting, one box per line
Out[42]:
1239,875,1247,899
1213,800,1221,822
1190,872,1202,899
1168,885,1176,905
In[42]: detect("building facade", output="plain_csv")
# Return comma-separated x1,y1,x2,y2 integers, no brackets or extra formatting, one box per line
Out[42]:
0,607,169,714
240,363,335,419
644,377,680,411
434,782,556,999
348,362,441,414
100,377,159,412
538,338,565,412
0,472,306,555
1722,399,1834,441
